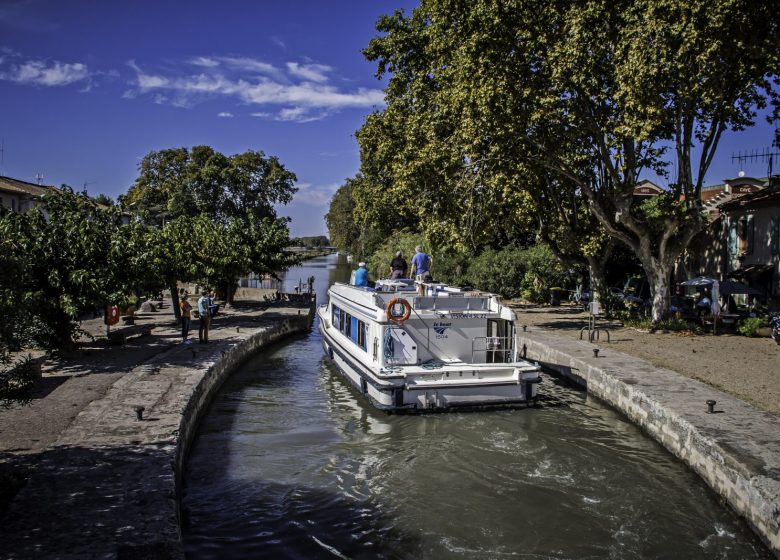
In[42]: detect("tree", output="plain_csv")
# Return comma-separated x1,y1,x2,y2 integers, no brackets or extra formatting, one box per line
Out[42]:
121,146,299,309
0,188,136,351
121,146,296,225
364,0,780,325
325,177,377,256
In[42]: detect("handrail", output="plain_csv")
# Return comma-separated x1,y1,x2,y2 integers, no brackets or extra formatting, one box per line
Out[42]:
471,336,514,364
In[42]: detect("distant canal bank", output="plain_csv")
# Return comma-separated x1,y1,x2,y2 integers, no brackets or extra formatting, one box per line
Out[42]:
181,254,771,559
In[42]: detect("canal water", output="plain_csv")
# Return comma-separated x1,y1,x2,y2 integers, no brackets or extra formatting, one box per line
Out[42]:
181,254,770,559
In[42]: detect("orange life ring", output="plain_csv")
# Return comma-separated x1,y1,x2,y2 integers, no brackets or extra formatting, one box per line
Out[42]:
386,298,412,323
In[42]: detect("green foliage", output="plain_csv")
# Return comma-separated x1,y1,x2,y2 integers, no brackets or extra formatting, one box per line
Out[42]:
737,317,766,337
462,247,528,299
359,0,780,324
518,245,569,303
121,146,297,225
0,355,37,409
0,188,137,350
123,145,299,306
622,316,703,334
291,236,329,248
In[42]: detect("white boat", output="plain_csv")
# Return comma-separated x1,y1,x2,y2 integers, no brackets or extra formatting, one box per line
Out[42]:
318,278,542,412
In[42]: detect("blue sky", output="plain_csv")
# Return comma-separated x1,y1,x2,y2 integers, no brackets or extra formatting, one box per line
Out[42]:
1,0,777,237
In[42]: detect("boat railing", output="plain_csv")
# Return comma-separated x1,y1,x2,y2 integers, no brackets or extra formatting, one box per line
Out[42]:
471,336,514,364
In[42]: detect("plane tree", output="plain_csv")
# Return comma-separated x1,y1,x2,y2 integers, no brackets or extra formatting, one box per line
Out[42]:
121,146,299,308
364,0,779,324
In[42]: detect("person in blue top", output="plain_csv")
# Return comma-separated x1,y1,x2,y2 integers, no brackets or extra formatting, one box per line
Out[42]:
197,290,211,344
353,262,369,287
411,246,432,282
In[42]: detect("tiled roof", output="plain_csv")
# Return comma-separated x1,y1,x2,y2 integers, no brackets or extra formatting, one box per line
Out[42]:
719,185,780,211
0,176,54,197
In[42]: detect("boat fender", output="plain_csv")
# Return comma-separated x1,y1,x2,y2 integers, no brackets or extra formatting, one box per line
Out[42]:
386,298,412,324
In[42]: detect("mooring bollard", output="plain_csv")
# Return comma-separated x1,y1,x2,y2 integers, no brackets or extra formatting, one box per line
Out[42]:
522,325,527,332
133,405,145,421
593,348,599,357
706,400,716,414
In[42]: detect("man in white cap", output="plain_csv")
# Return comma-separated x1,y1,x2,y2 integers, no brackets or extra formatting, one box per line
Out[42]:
353,261,369,287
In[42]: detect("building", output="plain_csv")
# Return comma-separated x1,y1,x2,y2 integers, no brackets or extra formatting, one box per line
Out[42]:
0,175,54,213
718,185,780,306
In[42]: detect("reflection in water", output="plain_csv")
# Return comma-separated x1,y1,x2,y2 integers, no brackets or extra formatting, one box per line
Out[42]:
182,254,770,559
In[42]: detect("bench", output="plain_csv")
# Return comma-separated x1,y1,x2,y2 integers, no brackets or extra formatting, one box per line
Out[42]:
108,324,155,345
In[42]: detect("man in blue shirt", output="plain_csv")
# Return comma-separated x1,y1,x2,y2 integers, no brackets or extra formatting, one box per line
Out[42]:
353,262,369,287
411,246,432,282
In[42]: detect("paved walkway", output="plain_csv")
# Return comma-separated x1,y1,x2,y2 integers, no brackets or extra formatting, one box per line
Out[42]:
0,298,313,559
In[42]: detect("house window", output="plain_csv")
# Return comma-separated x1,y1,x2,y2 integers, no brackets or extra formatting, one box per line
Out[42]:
771,216,780,256
737,215,754,255
728,219,738,256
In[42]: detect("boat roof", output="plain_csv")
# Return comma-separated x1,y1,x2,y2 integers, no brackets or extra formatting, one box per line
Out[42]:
328,279,515,320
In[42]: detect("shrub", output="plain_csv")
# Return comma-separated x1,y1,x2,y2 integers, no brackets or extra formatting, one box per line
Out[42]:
464,247,528,299
517,244,568,303
623,315,703,334
737,316,765,337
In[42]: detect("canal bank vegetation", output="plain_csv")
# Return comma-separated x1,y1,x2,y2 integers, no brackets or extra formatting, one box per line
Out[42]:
326,0,780,329
0,146,299,395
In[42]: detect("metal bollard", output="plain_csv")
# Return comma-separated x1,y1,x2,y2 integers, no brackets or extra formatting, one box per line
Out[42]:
133,405,145,421
593,348,599,357
706,400,716,414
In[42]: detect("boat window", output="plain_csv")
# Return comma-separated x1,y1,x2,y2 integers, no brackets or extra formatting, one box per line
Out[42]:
330,304,367,352
344,312,351,337
332,305,341,330
357,322,367,351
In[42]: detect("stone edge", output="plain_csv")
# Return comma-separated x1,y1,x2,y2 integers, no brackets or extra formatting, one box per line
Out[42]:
519,332,780,558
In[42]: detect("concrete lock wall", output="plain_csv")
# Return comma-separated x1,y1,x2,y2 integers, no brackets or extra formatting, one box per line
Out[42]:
519,331,780,557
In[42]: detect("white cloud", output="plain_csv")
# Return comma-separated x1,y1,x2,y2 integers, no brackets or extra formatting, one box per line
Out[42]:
189,56,219,68
0,55,90,87
217,111,234,118
286,62,331,83
127,56,385,121
294,182,340,206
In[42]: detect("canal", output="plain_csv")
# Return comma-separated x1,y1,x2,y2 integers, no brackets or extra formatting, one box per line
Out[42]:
181,253,770,559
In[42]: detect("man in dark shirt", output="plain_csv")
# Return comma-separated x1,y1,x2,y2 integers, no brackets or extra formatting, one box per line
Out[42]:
390,251,408,279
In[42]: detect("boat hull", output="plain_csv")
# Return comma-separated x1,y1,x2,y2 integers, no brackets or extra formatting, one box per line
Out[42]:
319,316,539,413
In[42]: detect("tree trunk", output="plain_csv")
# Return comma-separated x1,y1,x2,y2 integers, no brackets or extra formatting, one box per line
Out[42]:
169,283,181,320
586,258,608,306
225,280,237,308
646,263,672,327
55,309,75,353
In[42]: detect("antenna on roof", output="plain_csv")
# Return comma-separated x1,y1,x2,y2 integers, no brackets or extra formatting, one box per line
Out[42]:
82,181,95,194
0,138,5,176
36,173,44,185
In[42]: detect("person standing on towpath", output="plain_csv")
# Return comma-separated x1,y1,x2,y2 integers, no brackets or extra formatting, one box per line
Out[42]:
197,290,211,344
